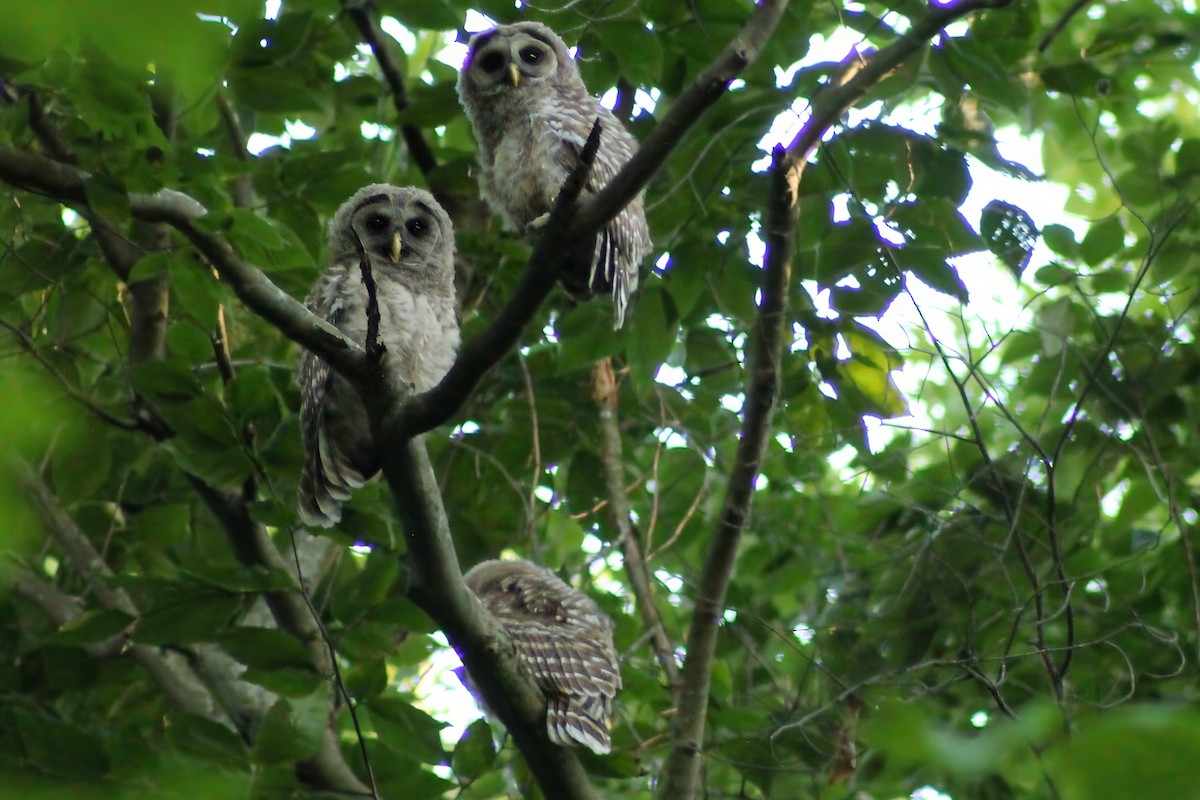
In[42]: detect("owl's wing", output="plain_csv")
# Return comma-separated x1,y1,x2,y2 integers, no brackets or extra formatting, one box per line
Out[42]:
550,113,647,328
505,616,620,754
297,271,369,527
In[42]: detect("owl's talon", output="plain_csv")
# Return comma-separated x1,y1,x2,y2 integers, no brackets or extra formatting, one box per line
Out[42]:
527,212,551,232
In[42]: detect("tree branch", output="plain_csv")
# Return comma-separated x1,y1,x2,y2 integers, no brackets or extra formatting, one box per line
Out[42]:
388,119,603,438
0,144,369,384
591,357,681,691
658,144,794,800
18,460,141,617
215,92,257,208
574,0,787,239
16,464,370,794
10,567,228,723
185,476,333,676
373,432,599,800
656,4,1018,794
341,0,437,178
781,0,1015,164
389,1,786,437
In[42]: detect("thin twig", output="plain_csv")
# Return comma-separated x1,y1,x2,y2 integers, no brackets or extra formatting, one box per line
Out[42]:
342,0,437,177
592,357,682,690
347,223,384,358
288,532,380,800
0,315,141,431
1036,0,1091,52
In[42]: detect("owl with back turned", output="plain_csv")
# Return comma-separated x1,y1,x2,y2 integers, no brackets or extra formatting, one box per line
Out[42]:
463,558,622,754
457,21,651,328
298,184,460,528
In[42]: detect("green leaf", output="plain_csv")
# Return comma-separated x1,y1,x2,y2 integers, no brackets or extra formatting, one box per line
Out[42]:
628,285,678,396
452,719,497,784
220,627,314,671
1079,216,1124,266
240,667,324,697
230,67,326,113
165,712,250,767
128,251,174,283
1040,62,1112,96
54,608,135,645
224,208,287,251
1041,223,1078,257
253,690,331,765
135,592,242,645
1052,707,1200,800
130,360,204,402
84,176,131,225
980,199,1037,277
379,0,461,31
12,710,111,779
368,696,448,765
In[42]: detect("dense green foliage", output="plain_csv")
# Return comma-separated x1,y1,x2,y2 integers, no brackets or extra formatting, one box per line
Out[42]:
2,0,1200,798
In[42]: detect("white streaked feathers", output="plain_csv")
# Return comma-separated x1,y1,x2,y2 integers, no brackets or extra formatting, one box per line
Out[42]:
463,558,621,754
457,21,651,328
297,184,459,527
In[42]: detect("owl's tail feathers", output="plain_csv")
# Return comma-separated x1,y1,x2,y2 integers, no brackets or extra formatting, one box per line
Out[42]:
546,695,612,755
297,430,366,528
559,227,637,329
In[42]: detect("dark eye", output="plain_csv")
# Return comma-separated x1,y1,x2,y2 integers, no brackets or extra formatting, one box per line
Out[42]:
478,51,505,73
365,213,388,232
406,217,428,236
519,46,542,65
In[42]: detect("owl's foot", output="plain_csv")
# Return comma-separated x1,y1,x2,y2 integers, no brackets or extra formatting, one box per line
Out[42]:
527,212,551,232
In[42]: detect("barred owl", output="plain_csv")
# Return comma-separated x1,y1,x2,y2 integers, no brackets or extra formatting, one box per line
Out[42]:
457,21,651,328
298,184,460,527
463,558,621,754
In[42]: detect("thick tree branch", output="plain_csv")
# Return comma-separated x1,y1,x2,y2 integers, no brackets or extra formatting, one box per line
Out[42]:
389,120,603,438
658,145,794,800
342,0,437,178
655,4,1017,795
592,358,681,691
373,431,598,800
391,2,785,437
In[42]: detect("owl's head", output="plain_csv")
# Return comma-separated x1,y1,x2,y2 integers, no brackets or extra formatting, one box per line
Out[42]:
457,21,584,105
328,184,455,287
465,558,568,617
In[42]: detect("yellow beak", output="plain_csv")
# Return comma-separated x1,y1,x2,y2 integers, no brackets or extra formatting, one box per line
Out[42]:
390,232,403,263
507,63,520,87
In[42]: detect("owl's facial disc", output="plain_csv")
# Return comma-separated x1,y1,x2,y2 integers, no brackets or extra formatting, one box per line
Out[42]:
356,203,433,265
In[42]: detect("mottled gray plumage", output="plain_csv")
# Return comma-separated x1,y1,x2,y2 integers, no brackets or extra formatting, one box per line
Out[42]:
298,184,459,527
464,558,621,754
457,21,650,328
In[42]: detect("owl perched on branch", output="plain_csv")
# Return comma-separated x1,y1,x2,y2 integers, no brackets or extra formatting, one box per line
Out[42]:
463,558,622,754
457,21,651,328
297,184,459,527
